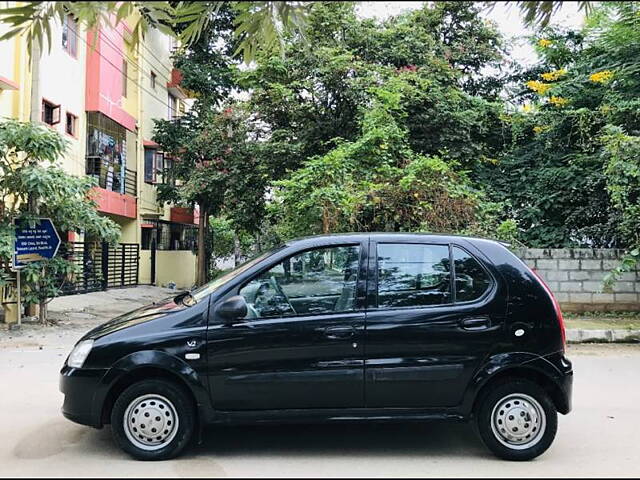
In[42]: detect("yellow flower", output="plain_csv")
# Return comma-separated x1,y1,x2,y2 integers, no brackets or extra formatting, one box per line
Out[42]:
589,70,614,84
538,39,553,48
541,69,567,81
533,125,551,135
549,96,569,107
522,103,535,113
526,80,553,96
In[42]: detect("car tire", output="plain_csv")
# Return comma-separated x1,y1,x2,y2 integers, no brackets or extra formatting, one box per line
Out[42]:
110,379,196,460
476,378,557,461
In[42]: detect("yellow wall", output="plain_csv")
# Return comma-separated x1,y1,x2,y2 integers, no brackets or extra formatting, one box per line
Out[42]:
107,215,138,243
139,249,152,284
155,251,197,289
0,4,30,121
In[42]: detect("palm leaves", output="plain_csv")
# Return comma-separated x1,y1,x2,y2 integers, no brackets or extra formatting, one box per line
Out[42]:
0,1,310,62
484,1,594,28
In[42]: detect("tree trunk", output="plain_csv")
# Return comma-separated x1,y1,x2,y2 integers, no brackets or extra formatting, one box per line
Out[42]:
39,299,47,324
255,231,262,253
196,206,208,286
322,207,330,234
233,233,242,268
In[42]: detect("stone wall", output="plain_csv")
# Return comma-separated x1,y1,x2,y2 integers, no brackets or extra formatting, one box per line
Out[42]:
515,248,640,312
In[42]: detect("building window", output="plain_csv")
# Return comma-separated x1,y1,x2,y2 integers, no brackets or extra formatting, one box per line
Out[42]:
86,112,131,195
42,99,61,125
168,93,177,120
141,220,197,251
62,15,78,57
150,71,157,89
122,60,128,98
144,148,164,184
65,112,77,137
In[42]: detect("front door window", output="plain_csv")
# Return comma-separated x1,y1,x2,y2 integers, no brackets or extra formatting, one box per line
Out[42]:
239,245,360,319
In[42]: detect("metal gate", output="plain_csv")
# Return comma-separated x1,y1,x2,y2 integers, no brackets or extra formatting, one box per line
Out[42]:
59,241,139,296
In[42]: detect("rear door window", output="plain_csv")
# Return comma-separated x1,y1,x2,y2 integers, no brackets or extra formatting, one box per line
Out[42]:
376,243,451,308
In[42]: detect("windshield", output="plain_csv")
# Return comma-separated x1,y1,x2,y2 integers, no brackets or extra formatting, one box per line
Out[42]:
190,246,284,303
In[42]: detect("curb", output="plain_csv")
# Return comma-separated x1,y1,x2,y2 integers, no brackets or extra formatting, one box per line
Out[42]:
567,329,640,343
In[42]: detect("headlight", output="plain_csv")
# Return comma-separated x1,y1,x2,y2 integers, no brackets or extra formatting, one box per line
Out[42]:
67,339,94,368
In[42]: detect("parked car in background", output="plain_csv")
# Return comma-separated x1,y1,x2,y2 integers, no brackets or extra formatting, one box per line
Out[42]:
60,233,572,461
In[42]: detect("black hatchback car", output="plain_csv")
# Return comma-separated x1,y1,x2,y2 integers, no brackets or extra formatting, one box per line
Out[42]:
60,233,572,461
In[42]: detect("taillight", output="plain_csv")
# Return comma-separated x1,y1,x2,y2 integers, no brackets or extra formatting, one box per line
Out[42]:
530,267,566,349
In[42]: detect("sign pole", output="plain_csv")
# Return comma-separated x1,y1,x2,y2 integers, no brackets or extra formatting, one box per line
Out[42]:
16,269,21,328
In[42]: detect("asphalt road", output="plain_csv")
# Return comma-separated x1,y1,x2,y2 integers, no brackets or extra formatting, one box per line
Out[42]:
1,329,639,477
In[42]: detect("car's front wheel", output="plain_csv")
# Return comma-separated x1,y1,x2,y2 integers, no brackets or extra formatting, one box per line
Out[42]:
110,379,196,460
476,379,558,461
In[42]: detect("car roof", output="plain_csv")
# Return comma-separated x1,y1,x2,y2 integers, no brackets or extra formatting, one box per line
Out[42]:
284,232,509,248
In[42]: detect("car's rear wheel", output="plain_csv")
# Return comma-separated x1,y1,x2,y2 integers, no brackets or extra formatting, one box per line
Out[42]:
110,379,195,460
476,379,557,461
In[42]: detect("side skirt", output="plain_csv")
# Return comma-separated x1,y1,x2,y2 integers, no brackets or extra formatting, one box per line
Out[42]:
206,408,468,426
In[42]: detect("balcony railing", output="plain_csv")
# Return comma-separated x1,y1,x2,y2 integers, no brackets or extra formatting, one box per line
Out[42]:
86,156,137,197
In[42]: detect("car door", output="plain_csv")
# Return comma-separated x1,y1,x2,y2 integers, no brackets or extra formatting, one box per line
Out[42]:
206,241,367,410
364,239,507,408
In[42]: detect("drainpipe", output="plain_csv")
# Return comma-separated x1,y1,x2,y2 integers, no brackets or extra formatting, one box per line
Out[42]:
29,40,40,123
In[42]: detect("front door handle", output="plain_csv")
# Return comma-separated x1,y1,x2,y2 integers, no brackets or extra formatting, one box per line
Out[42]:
324,326,356,339
461,317,491,331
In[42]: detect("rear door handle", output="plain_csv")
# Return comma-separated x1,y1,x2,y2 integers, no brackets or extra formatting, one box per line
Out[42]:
461,317,491,331
324,326,356,339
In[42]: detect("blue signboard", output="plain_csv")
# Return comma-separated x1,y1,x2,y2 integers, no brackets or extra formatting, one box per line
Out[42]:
13,218,61,268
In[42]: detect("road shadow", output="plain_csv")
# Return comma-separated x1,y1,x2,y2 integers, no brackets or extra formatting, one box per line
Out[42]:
185,421,490,460
22,419,491,464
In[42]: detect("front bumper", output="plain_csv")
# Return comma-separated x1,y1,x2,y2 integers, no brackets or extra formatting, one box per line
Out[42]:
60,365,108,428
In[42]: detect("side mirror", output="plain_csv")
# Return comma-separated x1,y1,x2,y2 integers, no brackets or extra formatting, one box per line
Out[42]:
215,295,248,324
174,290,196,307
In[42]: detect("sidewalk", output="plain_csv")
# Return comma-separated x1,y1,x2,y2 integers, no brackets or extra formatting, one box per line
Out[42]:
565,314,640,343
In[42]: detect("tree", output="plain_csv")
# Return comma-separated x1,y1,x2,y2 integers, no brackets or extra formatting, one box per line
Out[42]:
475,2,640,250
244,1,506,183
154,104,267,285
0,1,310,63
0,120,120,323
271,74,515,242
601,126,640,287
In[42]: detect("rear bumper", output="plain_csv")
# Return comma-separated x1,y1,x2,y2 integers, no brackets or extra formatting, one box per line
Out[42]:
60,365,108,428
551,353,573,414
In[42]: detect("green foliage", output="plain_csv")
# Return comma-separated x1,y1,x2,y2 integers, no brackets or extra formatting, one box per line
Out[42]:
209,215,255,259
600,126,640,288
154,104,267,234
0,120,120,320
243,2,506,180
271,76,511,241
477,3,640,250
20,256,80,306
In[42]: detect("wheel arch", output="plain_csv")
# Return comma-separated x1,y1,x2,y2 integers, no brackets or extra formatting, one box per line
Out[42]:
461,352,571,418
97,350,213,427
470,366,568,417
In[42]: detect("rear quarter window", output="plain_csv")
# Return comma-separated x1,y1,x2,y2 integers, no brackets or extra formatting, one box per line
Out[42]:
452,246,492,302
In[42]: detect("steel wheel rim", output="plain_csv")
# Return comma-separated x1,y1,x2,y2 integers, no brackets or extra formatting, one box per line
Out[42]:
123,394,179,451
490,393,546,450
